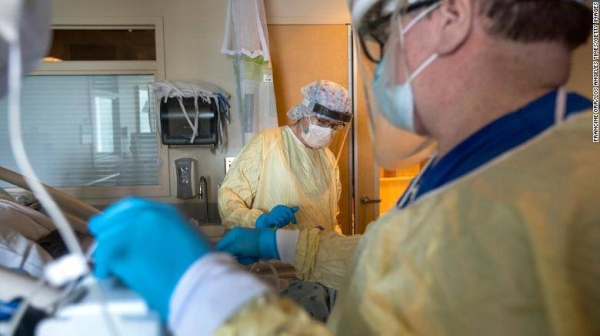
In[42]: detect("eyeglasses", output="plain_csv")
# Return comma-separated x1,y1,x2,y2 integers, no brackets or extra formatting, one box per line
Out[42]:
312,117,346,130
357,0,440,64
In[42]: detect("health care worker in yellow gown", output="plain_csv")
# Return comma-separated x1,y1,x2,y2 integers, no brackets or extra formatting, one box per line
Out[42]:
89,0,600,335
218,80,352,233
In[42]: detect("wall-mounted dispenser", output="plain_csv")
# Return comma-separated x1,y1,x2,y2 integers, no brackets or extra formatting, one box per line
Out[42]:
160,97,218,146
174,158,197,199
150,81,232,148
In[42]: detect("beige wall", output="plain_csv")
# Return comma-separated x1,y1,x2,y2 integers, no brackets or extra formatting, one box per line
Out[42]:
265,0,350,24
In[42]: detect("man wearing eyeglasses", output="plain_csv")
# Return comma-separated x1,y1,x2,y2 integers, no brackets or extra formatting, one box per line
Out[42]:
89,0,599,335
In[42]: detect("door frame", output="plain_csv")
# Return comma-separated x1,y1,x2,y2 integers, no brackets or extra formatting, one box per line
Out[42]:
350,26,380,234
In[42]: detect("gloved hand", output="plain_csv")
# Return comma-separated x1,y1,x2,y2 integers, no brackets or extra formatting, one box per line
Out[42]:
216,227,279,265
255,205,299,229
89,197,210,321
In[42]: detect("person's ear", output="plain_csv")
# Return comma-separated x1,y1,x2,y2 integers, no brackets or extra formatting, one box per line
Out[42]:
435,0,474,55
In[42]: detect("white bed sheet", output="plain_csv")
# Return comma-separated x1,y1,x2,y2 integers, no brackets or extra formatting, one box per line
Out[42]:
0,198,56,278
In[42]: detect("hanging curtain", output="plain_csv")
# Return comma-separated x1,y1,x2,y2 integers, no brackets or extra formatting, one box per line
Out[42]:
221,0,278,144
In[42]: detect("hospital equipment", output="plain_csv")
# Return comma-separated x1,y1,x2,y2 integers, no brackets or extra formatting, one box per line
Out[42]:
160,96,219,146
151,81,231,149
35,278,163,336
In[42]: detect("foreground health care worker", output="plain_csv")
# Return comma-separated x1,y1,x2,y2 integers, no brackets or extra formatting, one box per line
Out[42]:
218,80,352,232
90,0,600,334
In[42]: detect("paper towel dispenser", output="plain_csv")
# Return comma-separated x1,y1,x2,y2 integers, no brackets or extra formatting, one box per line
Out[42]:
160,97,218,146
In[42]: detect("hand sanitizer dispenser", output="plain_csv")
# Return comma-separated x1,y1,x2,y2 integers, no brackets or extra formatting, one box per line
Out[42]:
174,158,197,199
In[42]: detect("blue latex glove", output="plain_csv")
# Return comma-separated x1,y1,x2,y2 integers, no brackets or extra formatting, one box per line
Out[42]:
89,197,210,321
216,227,279,265
255,205,300,229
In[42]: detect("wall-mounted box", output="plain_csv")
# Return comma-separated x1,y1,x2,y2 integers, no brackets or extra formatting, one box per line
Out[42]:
160,97,218,146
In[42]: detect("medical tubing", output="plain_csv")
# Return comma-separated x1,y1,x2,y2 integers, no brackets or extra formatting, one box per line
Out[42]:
8,37,124,336
264,261,280,291
88,277,127,336
47,277,126,336
7,40,84,257
50,242,98,311
249,260,281,291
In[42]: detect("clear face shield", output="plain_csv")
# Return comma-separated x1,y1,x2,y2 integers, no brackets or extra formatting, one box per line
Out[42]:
355,0,439,170
316,110,354,165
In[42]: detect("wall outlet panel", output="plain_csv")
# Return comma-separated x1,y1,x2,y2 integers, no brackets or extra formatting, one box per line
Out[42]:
225,157,235,174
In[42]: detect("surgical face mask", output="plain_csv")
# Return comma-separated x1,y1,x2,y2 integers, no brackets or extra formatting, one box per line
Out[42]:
373,53,437,132
353,1,441,170
371,3,440,133
301,118,334,148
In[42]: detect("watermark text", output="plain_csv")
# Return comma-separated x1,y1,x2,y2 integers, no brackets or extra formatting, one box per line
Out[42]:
593,2,599,142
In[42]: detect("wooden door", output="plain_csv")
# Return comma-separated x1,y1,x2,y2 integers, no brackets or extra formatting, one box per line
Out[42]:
268,24,353,234
352,36,422,234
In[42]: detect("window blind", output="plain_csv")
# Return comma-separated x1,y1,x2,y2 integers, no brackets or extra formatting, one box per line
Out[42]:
0,74,159,188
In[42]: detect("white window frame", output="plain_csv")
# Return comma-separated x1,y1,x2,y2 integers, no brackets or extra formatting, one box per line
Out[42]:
27,17,169,199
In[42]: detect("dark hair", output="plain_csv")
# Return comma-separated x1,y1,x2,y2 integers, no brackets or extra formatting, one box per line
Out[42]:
479,0,593,49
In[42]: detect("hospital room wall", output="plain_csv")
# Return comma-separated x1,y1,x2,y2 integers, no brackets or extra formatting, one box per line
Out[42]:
51,0,351,221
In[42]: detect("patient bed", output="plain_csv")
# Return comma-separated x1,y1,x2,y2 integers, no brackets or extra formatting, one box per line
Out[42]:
0,166,99,276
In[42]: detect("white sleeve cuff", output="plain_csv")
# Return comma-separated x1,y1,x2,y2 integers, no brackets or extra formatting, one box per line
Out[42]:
169,253,271,336
276,230,299,265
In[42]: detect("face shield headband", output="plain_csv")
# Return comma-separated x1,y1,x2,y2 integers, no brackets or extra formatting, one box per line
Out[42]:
301,98,352,124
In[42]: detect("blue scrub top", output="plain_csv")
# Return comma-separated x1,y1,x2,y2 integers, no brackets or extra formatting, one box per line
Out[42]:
398,90,592,209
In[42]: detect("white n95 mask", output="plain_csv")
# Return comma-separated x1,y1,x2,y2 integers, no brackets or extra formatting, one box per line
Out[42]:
301,121,334,148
